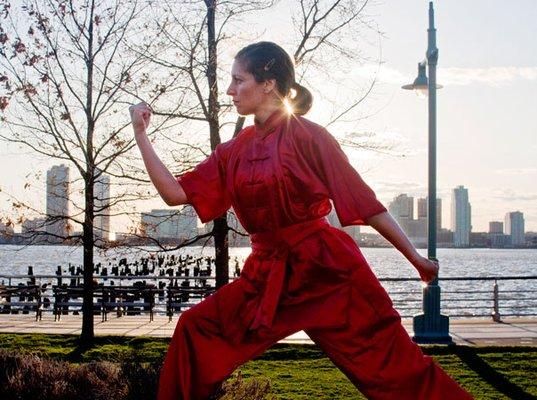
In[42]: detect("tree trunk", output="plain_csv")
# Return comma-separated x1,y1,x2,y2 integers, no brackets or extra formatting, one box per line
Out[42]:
206,0,229,288
80,174,95,344
81,0,96,344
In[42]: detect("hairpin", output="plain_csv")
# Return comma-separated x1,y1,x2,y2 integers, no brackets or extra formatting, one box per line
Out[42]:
264,58,275,72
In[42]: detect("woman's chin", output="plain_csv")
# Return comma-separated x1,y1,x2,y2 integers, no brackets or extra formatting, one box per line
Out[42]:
236,109,250,116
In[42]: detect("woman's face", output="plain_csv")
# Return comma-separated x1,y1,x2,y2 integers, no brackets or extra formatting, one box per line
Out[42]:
227,59,272,116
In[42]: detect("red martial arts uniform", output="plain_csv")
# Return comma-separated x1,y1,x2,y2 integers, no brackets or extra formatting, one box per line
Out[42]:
158,109,473,400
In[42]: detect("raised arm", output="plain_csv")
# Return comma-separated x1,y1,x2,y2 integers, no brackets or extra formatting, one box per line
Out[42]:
130,102,187,206
365,211,439,283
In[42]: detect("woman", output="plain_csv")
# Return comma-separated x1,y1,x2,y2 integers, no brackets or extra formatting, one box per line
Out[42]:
130,42,473,400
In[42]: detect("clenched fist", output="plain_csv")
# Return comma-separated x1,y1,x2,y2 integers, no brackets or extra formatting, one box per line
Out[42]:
413,256,439,284
129,102,152,135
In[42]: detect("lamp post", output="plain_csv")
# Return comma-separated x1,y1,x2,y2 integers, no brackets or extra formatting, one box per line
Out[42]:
402,1,451,344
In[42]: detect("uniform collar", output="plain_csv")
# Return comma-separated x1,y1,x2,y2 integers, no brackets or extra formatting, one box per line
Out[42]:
254,108,289,138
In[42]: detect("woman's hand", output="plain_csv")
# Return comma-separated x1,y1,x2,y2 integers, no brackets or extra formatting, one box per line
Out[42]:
412,256,439,284
129,102,152,136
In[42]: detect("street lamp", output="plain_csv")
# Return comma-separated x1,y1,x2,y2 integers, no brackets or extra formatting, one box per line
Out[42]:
402,1,451,344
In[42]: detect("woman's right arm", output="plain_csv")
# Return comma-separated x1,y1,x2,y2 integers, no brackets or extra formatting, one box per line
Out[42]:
130,102,187,206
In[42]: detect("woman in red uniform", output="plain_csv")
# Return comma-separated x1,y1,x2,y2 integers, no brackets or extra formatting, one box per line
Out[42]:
130,42,473,400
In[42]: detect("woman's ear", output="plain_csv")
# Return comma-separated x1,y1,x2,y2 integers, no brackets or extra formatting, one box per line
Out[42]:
263,79,277,94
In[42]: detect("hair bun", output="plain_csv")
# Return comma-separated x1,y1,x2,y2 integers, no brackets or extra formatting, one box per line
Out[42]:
289,81,313,116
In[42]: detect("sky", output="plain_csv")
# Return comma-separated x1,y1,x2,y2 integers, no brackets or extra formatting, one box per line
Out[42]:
358,0,537,232
1,0,536,233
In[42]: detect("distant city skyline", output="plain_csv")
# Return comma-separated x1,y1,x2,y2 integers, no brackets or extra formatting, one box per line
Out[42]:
5,163,534,238
1,1,536,232
5,163,531,248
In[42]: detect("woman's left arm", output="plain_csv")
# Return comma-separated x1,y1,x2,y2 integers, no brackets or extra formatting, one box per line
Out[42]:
365,211,439,283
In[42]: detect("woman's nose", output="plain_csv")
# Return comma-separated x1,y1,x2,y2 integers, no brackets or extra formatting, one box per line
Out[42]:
226,84,234,96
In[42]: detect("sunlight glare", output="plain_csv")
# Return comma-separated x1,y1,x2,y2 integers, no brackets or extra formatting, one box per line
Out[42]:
283,98,293,114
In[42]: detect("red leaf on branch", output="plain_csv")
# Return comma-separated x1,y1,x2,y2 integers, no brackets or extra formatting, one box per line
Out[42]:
13,39,26,53
23,84,37,96
0,96,8,110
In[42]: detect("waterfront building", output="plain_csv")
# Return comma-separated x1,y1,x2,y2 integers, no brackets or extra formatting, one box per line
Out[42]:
489,221,503,234
451,185,471,247
46,164,70,240
227,210,250,247
328,204,361,241
388,194,431,246
94,170,111,242
470,232,488,247
417,197,442,232
488,221,508,248
388,194,414,222
505,211,525,246
21,218,47,234
141,207,197,241
327,205,341,228
437,228,454,247
388,194,414,236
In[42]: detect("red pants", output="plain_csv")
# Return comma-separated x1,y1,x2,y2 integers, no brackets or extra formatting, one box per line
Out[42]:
157,262,473,400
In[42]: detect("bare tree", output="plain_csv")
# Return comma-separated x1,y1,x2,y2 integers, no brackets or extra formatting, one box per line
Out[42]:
0,0,166,344
142,0,386,286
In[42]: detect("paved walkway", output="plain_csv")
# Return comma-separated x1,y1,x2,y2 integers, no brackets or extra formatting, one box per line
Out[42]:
0,314,536,346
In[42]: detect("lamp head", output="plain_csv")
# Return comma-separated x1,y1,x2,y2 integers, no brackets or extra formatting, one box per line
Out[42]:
402,61,442,98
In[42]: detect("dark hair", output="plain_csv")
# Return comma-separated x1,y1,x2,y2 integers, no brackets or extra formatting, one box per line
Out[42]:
235,41,313,116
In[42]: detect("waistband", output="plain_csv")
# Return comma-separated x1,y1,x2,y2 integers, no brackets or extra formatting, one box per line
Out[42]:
246,217,330,331
249,217,330,253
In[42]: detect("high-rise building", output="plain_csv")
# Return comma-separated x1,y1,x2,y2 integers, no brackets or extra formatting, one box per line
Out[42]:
327,204,360,241
417,197,442,232
388,194,414,221
94,170,111,241
327,205,342,228
505,211,525,246
227,209,250,246
21,217,47,234
46,164,70,239
388,194,428,246
489,221,503,234
141,206,197,241
451,185,471,247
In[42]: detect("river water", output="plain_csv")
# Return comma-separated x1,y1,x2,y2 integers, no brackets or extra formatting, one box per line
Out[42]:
1,245,536,318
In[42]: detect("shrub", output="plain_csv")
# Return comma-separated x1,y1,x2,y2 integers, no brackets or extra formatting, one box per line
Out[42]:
0,350,273,400
212,371,274,400
0,350,152,400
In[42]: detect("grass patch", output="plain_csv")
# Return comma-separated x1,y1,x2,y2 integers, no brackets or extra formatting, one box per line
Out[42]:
1,334,536,399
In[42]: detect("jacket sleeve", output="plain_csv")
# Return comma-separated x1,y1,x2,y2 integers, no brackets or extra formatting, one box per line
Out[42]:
307,127,387,226
176,144,231,223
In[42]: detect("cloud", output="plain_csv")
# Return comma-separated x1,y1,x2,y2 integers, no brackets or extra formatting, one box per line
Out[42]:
351,64,537,87
439,67,537,86
350,64,408,85
376,181,426,199
494,167,537,176
490,188,537,202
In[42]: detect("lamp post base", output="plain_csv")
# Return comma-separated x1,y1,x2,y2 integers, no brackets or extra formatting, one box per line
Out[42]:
412,313,452,344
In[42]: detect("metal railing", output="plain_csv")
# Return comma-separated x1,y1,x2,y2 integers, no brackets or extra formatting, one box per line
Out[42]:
1,274,536,322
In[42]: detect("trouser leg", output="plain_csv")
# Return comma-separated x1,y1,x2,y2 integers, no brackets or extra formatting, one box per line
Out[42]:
305,265,474,400
157,280,293,400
